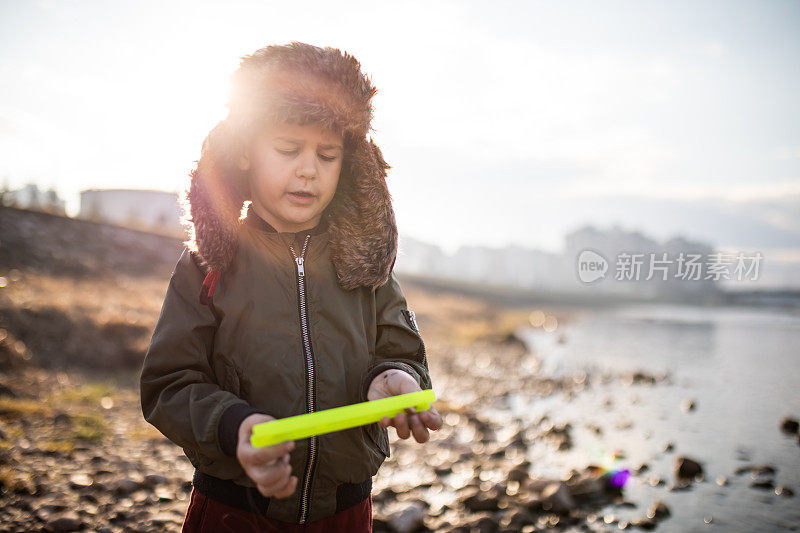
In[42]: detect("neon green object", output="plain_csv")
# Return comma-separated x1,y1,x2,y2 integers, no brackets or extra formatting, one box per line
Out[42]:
250,389,437,448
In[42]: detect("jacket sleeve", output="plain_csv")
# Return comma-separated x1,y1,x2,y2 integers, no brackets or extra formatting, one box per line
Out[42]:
360,270,433,402
139,248,266,463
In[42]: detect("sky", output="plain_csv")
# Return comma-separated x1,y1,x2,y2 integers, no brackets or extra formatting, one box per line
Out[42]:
1,0,799,264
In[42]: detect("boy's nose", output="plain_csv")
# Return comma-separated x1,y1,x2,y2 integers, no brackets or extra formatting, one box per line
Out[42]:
295,152,317,180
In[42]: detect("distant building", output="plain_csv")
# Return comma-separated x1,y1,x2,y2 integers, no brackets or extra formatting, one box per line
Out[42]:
78,189,182,236
2,183,66,215
391,224,726,300
565,225,720,299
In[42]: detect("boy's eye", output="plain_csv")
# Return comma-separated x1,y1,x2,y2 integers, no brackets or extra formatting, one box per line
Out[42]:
276,148,337,162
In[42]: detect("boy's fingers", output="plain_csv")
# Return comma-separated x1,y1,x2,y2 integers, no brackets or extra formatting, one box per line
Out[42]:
253,460,292,488
394,412,411,439
241,441,293,470
270,475,299,500
253,441,294,464
408,413,429,443
420,408,443,431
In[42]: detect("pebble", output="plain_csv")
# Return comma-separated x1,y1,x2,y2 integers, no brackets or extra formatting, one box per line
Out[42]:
46,512,82,532
541,481,575,513
646,500,671,520
386,502,426,533
780,417,799,434
674,456,703,480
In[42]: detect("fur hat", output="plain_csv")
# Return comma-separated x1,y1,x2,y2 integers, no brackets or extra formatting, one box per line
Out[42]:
181,41,398,303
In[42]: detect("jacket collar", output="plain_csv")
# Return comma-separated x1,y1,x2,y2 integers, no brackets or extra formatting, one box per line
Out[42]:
242,203,328,250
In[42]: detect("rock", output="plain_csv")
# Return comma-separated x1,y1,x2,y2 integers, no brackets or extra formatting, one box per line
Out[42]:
734,464,777,476
661,442,674,453
527,477,553,493
751,477,774,489
566,467,605,499
507,429,527,449
461,487,500,512
502,507,535,529
47,512,82,532
146,511,181,528
541,481,575,513
586,423,603,435
112,478,143,495
517,491,543,512
674,456,703,480
624,371,658,385
469,515,500,533
53,412,72,426
143,474,168,488
668,479,692,491
630,517,657,530
507,460,530,483
68,473,93,489
775,486,794,497
542,423,572,451
780,417,799,434
387,502,426,533
680,399,696,412
646,500,670,520
0,382,18,397
89,480,108,492
501,331,528,352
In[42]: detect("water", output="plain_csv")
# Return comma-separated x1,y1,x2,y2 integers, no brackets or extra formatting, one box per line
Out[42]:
518,304,800,532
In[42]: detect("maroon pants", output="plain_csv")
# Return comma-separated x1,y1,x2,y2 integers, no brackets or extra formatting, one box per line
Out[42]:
181,486,372,532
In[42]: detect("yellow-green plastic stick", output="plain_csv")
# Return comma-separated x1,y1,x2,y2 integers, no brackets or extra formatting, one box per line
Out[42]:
250,389,437,448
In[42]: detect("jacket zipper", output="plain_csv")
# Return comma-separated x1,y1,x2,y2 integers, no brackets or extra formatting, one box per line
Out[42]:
289,234,317,524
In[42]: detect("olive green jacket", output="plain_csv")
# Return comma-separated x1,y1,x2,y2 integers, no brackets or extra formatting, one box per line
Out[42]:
139,213,432,523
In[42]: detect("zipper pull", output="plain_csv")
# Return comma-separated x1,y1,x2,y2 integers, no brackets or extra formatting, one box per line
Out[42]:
296,256,305,277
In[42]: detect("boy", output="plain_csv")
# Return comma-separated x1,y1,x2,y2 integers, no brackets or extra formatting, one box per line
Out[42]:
140,41,442,531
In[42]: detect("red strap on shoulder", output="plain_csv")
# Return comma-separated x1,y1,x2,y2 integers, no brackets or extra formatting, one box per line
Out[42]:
199,268,221,306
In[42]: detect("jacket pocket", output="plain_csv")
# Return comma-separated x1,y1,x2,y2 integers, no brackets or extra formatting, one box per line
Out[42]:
362,421,390,459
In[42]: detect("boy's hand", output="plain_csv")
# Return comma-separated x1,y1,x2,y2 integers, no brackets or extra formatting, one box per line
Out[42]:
236,414,298,499
367,369,443,443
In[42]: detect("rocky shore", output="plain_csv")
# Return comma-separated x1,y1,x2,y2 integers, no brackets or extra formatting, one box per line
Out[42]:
1,206,797,532
7,333,793,533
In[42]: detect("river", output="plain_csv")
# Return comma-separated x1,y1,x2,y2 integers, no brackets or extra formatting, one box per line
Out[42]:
515,304,800,532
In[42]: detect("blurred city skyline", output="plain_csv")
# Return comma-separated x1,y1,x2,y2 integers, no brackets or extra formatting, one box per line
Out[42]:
1,0,798,263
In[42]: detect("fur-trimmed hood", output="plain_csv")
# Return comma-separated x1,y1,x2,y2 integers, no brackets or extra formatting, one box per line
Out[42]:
180,42,398,301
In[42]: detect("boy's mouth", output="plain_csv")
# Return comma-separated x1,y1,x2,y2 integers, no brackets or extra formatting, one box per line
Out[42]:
288,190,316,204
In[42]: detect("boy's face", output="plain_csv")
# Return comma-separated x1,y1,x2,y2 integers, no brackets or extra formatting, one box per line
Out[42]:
239,120,343,234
